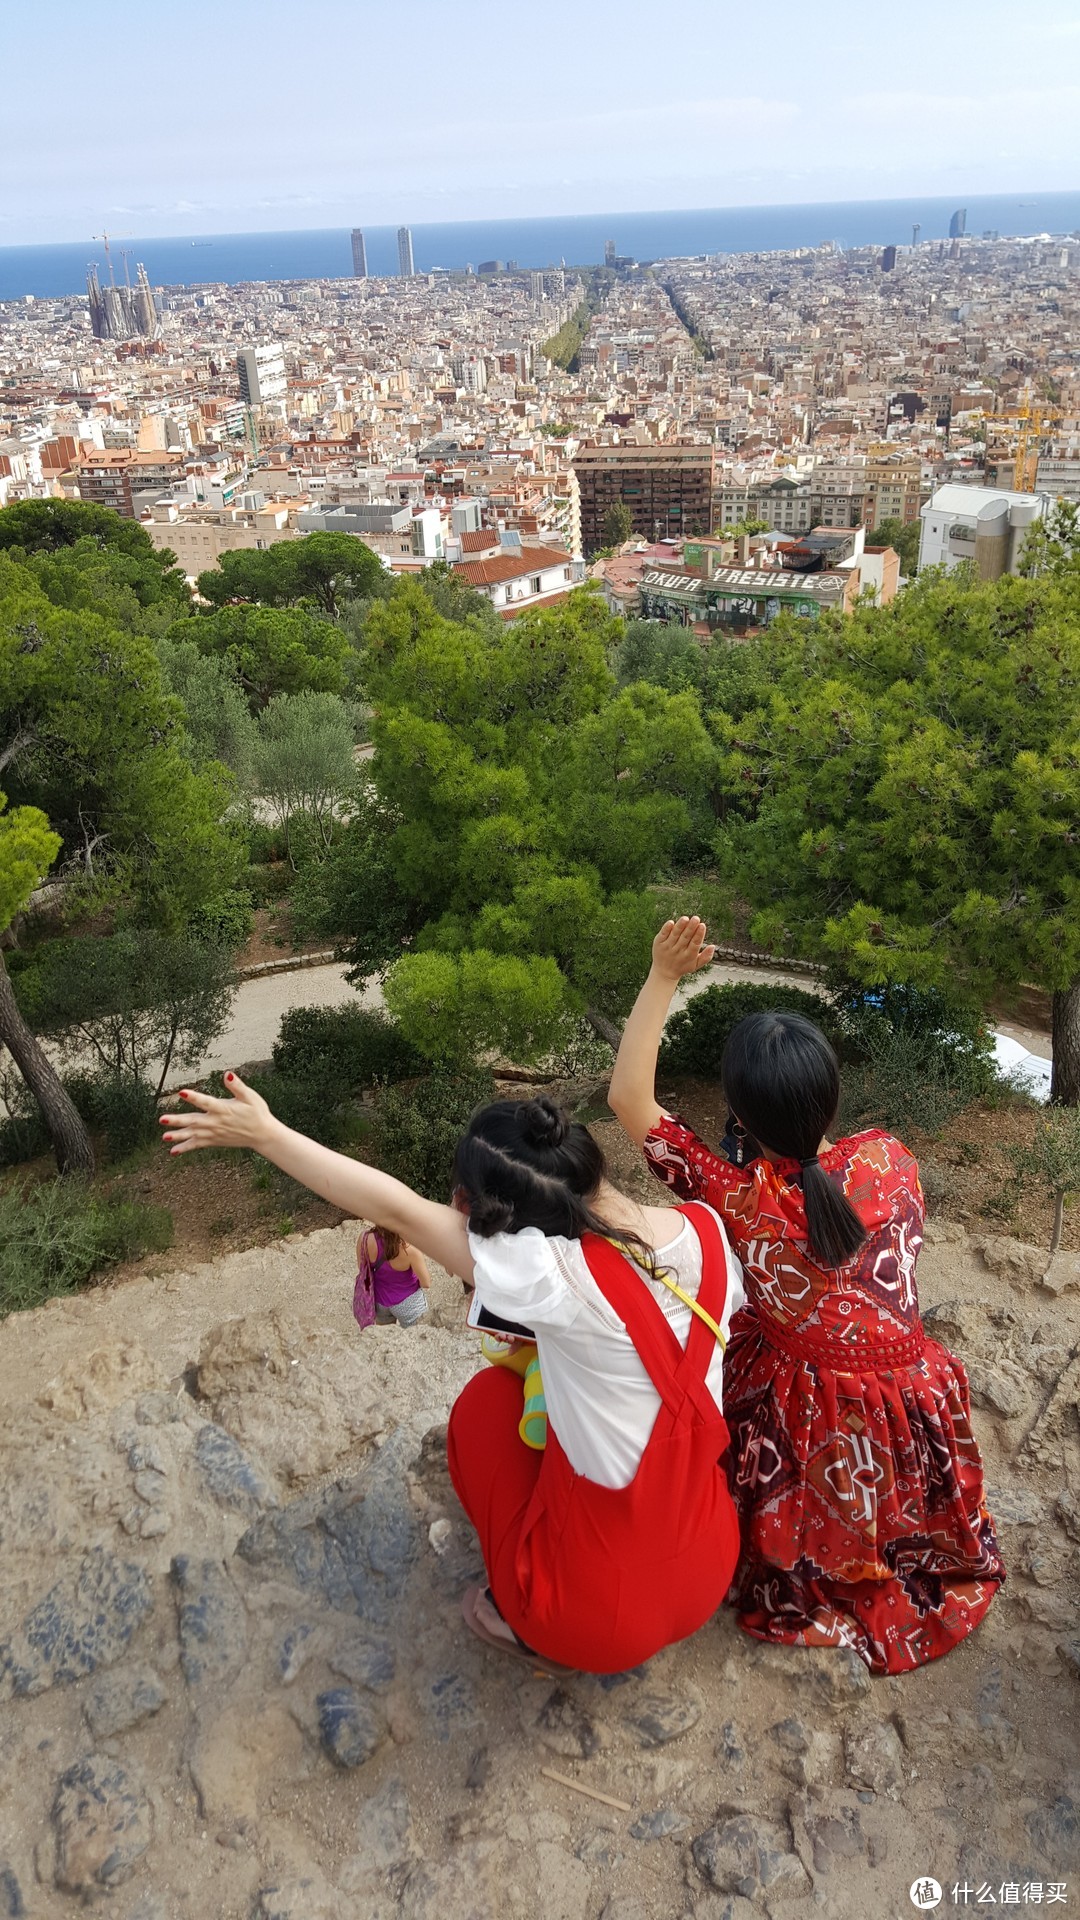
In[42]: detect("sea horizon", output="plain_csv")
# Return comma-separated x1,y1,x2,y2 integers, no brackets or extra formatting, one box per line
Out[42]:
1,189,1079,301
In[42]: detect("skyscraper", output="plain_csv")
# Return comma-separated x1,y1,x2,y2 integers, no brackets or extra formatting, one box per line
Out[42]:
351,229,368,277
237,345,287,408
949,208,967,239
604,238,616,268
397,227,415,277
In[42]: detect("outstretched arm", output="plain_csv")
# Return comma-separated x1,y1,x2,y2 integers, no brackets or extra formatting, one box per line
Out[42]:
608,917,716,1149
162,1073,474,1284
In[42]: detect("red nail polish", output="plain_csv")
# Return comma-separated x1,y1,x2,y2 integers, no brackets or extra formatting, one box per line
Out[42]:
226,1073,234,1083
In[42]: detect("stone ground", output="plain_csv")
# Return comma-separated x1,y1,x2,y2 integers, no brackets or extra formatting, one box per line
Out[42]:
0,1197,1077,1919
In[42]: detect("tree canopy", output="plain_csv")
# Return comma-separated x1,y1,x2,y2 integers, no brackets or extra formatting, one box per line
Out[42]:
0,553,242,926
0,499,188,608
195,531,384,617
710,566,1080,1098
172,602,357,710
309,582,718,1059
870,516,921,575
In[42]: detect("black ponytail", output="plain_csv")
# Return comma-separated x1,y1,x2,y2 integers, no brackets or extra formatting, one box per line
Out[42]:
452,1095,659,1270
721,1012,867,1268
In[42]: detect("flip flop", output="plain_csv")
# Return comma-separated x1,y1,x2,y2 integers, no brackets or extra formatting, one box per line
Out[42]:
460,1585,574,1676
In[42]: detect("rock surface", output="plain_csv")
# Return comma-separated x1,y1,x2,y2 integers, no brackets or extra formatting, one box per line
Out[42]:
0,1217,1075,1918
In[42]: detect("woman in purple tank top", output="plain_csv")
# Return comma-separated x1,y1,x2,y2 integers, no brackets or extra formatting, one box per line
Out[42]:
354,1223,430,1329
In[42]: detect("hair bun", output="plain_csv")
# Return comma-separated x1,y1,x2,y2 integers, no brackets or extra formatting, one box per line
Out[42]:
468,1192,515,1237
518,1097,568,1152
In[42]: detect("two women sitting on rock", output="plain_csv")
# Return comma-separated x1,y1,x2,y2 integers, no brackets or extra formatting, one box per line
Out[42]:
161,915,1002,1677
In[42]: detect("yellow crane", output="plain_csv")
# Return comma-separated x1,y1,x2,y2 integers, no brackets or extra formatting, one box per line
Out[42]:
1011,403,1062,492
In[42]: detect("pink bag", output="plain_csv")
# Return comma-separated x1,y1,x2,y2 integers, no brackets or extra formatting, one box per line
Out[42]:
352,1244,377,1331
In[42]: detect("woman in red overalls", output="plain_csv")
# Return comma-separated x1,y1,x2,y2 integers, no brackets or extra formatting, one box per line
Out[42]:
160,1055,743,1675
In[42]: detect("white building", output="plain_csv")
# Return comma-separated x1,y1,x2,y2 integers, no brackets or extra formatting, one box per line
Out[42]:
918,484,1051,580
1035,456,1080,503
236,345,287,409
453,545,575,614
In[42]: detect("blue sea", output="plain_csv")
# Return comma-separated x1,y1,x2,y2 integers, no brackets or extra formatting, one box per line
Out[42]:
2,192,1079,300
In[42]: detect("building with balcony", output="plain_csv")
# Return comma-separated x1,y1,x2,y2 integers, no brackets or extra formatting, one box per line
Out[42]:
573,442,714,551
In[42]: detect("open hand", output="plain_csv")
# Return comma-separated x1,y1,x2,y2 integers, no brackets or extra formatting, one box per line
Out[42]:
651,916,717,983
160,1073,274,1156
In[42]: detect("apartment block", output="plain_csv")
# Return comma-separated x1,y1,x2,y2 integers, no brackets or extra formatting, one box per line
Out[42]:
75,448,186,517
573,443,714,550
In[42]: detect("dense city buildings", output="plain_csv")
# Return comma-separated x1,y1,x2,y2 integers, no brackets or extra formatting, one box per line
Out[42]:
1,225,1078,629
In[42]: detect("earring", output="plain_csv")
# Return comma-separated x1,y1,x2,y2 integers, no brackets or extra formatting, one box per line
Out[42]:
730,1120,748,1168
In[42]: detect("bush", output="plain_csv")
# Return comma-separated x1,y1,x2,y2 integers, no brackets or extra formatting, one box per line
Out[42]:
660,982,841,1079
0,1180,173,1317
272,1003,422,1092
0,1091,51,1168
832,982,995,1088
372,1068,495,1200
835,1023,989,1139
91,1075,162,1159
188,887,254,951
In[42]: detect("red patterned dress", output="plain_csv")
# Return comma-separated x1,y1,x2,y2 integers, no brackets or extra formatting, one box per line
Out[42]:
643,1116,1004,1674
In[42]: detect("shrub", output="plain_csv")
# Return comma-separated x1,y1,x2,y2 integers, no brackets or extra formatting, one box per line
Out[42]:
0,1180,173,1317
0,1063,53,1168
272,1003,422,1092
91,1075,162,1160
372,1068,495,1200
835,1024,987,1139
188,887,254,951
660,982,841,1079
831,982,995,1089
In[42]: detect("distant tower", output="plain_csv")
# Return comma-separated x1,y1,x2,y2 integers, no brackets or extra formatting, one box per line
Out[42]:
397,227,415,277
86,264,108,338
134,263,158,338
604,238,616,268
351,229,368,277
911,222,921,247
949,208,967,239
880,245,897,272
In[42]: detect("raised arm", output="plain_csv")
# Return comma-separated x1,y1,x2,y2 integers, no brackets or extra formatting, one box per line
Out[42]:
609,917,716,1149
162,1074,474,1284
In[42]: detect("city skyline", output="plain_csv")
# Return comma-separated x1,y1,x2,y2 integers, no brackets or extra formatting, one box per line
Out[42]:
2,0,1078,246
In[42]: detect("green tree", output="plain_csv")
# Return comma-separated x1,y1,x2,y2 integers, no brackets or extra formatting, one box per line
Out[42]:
290,780,419,972
710,567,1080,1102
0,795,94,1174
196,532,384,617
0,499,188,609
615,619,704,694
1016,501,1080,578
1015,1104,1080,1272
16,928,236,1098
253,691,357,865
870,516,921,575
155,637,257,782
330,584,718,1059
601,501,634,549
0,556,242,925
384,948,575,1067
176,603,356,709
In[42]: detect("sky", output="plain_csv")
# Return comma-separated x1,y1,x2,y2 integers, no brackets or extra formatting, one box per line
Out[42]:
3,0,1079,246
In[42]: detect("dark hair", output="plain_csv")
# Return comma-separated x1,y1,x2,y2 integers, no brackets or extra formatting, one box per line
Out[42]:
373,1224,404,1260
452,1095,657,1269
721,1011,867,1268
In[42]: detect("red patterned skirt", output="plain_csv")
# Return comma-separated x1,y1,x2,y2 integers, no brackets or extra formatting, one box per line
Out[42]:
721,1306,1005,1674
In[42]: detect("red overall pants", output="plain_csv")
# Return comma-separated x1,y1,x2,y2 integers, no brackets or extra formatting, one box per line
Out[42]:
446,1205,740,1673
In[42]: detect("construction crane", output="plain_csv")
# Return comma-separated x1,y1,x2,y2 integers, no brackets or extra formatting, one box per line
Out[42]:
93,231,116,285
1011,404,1063,491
